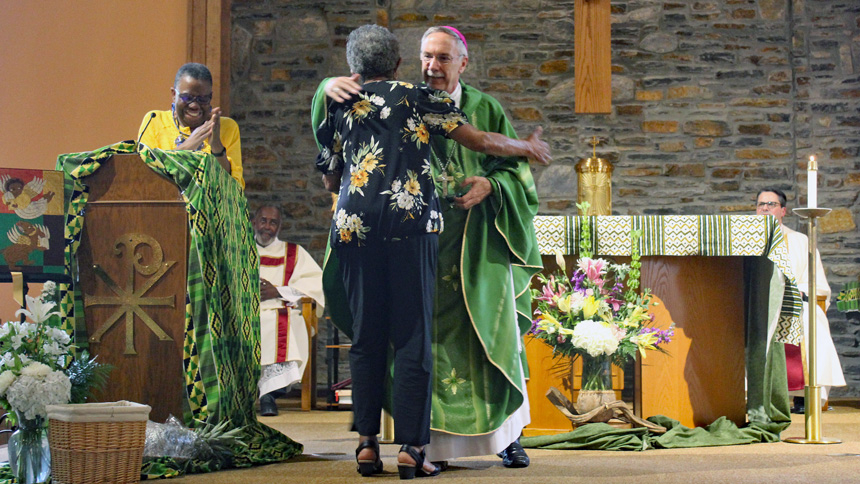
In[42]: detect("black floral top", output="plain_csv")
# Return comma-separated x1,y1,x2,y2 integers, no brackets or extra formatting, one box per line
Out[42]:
316,81,469,247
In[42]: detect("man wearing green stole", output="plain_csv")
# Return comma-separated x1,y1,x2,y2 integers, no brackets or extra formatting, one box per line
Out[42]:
316,25,544,468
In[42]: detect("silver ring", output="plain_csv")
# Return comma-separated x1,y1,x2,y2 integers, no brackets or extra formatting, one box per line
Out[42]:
333,87,341,93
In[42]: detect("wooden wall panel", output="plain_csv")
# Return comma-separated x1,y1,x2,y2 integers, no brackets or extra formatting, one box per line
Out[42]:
575,0,612,113
188,0,232,115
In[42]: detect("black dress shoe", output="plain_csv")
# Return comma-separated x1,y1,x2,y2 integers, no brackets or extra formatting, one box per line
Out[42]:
791,396,805,415
497,438,529,468
260,393,278,416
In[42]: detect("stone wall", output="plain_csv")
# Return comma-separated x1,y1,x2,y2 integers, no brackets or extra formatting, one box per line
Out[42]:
231,0,860,397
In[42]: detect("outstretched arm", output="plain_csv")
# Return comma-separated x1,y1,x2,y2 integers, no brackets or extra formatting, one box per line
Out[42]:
448,125,551,166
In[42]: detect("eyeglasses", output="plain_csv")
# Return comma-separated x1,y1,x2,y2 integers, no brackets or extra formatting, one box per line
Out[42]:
177,93,212,105
421,53,461,65
756,201,782,208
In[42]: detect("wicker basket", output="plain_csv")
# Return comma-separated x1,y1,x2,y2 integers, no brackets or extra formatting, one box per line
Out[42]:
47,401,151,484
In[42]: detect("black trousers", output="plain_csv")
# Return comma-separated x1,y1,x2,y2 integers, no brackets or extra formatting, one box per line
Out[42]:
337,234,437,446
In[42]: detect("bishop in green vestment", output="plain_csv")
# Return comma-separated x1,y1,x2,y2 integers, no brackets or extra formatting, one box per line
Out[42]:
312,26,546,466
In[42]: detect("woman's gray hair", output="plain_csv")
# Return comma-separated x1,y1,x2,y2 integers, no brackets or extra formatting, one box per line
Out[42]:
174,63,213,87
346,24,400,79
421,26,468,57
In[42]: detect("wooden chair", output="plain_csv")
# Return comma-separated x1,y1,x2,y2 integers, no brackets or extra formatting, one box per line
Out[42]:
299,297,319,411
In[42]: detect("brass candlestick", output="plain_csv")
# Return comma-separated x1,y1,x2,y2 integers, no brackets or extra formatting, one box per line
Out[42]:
575,136,613,216
784,206,841,445
380,409,395,443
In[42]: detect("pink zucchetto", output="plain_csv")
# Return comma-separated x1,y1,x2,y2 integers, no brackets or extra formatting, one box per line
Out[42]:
441,25,467,50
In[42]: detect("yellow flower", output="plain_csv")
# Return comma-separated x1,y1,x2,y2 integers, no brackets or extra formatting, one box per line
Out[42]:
623,306,649,328
536,313,561,333
339,228,353,243
360,153,379,171
635,331,658,358
404,178,421,196
582,296,599,319
416,124,430,144
558,294,571,314
350,99,372,117
351,170,369,188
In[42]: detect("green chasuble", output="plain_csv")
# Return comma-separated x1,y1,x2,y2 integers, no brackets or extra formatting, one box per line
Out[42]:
311,81,543,436
55,142,302,477
426,82,542,435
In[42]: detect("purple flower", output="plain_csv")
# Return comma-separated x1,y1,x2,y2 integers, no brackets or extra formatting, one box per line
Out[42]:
639,325,674,347
571,271,587,293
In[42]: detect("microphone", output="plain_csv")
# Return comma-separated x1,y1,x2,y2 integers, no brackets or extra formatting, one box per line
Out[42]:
136,112,156,153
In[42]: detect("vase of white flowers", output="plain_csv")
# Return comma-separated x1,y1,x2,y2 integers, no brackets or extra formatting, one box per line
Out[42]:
7,410,51,483
0,287,72,483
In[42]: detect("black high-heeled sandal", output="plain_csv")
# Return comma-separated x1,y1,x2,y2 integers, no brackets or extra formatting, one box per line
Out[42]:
356,439,384,476
397,444,441,480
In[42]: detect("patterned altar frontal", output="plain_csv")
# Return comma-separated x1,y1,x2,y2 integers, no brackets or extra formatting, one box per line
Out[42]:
533,214,803,345
0,168,65,280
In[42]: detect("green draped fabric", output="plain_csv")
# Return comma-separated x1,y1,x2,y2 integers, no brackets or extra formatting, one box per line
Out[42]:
53,142,301,478
520,415,783,451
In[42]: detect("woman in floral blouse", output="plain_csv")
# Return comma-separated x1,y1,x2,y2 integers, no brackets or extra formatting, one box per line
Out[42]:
315,24,550,480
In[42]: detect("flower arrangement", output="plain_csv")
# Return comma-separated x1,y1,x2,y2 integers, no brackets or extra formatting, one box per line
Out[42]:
0,282,111,422
529,207,673,391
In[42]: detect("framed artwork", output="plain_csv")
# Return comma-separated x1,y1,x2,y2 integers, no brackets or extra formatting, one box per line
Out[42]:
0,168,66,282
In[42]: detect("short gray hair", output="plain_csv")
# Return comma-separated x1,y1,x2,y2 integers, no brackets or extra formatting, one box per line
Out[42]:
421,26,468,57
346,25,400,79
174,63,213,87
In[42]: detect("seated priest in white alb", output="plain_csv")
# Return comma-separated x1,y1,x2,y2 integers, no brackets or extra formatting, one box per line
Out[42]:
254,204,325,416
756,188,845,412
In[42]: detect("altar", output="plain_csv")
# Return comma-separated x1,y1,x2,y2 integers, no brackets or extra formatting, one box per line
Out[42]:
524,214,802,433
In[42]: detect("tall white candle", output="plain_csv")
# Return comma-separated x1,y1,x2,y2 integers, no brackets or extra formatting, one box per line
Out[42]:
808,155,818,208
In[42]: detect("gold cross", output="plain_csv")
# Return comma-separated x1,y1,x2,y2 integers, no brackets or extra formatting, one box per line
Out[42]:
86,233,175,355
438,173,455,198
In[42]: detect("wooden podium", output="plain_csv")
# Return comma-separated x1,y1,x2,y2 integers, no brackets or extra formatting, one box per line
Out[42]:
75,153,188,422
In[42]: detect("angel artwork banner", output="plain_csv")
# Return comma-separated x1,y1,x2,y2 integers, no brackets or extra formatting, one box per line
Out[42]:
0,168,65,281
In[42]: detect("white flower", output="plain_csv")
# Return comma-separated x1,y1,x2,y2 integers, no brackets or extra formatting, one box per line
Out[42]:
15,295,59,324
6,370,71,420
380,107,391,119
396,191,415,210
40,281,57,300
0,370,16,395
554,249,566,272
21,361,51,378
335,209,348,228
10,332,25,350
370,94,385,106
42,340,66,356
391,179,402,193
568,292,586,313
48,328,71,345
347,215,364,232
569,320,619,357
